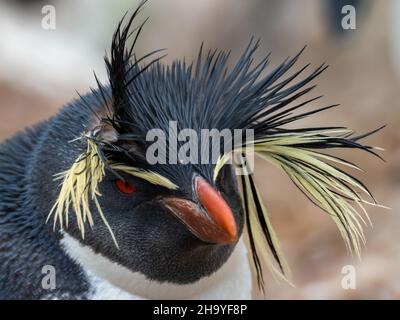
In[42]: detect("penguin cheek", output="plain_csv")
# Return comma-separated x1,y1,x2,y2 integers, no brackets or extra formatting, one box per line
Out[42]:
88,200,237,284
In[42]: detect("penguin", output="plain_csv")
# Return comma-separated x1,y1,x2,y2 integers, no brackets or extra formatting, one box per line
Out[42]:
0,1,383,299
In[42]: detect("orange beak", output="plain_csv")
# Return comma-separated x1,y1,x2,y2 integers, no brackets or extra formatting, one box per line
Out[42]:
163,176,238,244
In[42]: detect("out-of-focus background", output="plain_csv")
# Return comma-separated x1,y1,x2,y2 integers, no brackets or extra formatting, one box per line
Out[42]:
0,0,398,299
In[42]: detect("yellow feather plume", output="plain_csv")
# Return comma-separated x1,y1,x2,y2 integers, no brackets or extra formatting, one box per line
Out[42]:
214,129,386,284
47,135,177,247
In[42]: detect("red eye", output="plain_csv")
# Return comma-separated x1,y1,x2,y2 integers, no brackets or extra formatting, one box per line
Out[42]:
115,179,136,195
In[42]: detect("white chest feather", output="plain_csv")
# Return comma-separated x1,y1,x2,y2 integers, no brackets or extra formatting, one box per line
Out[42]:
61,234,252,300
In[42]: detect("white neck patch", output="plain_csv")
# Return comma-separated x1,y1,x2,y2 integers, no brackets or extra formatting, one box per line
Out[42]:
60,232,252,299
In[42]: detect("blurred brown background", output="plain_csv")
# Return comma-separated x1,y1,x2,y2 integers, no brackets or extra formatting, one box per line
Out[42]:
0,0,398,299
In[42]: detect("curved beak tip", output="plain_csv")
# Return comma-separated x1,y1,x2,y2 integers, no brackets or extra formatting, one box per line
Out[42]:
162,176,238,245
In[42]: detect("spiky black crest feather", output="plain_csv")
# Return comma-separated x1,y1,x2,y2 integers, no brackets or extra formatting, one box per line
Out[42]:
50,1,385,292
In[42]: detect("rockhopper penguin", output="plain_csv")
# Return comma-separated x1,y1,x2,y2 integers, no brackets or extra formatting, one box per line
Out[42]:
0,1,384,299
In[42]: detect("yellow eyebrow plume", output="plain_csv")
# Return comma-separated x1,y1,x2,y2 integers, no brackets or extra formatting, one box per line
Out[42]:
214,129,386,287
47,136,177,247
110,163,178,190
